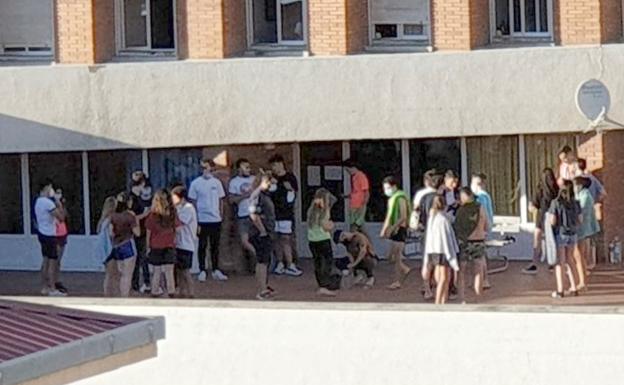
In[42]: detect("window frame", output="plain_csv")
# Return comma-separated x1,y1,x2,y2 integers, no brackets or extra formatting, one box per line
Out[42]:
489,0,554,41
0,0,55,57
115,0,178,54
368,0,432,44
245,0,309,48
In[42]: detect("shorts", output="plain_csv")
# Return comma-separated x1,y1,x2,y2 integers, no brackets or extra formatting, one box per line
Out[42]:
176,248,193,270
112,239,137,261
57,235,68,247
149,248,176,266
274,220,293,235
236,217,252,236
38,234,59,259
390,227,408,243
459,241,486,262
556,233,578,248
251,235,272,264
428,253,450,267
349,206,367,227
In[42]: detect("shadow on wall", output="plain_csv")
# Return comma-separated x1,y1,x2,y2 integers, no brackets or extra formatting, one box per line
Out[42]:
0,113,135,153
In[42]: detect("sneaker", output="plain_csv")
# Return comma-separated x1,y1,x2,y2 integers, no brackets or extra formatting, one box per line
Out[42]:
522,264,538,275
284,264,303,277
197,271,207,282
139,284,151,294
317,287,337,297
256,290,273,301
151,287,164,297
212,269,229,281
551,291,564,299
363,277,375,289
352,272,367,286
48,289,67,297
41,287,50,296
55,282,68,294
273,262,286,275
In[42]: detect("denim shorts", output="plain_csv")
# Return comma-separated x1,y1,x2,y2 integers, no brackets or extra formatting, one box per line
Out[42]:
112,239,137,261
556,234,578,248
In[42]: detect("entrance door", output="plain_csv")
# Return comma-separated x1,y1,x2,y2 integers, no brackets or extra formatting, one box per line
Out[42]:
248,0,306,46
492,0,551,38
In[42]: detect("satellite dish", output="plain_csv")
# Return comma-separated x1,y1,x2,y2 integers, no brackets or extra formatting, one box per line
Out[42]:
576,79,610,123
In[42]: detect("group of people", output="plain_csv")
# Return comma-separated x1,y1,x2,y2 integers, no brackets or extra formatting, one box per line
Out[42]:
33,144,605,303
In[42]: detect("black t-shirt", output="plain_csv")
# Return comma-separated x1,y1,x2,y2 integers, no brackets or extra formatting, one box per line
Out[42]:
549,198,581,236
129,192,151,236
419,191,437,229
271,172,298,221
249,192,276,238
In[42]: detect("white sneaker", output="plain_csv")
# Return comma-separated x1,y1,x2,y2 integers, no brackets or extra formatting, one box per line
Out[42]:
48,289,67,297
364,277,375,289
285,264,303,277
41,287,50,296
352,272,367,286
212,270,229,281
197,271,207,282
139,284,151,294
274,262,286,275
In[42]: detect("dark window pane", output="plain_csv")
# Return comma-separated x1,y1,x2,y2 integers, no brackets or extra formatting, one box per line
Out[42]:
525,0,536,32
150,0,175,49
539,0,549,32
374,24,398,39
300,142,344,222
0,154,23,234
89,150,142,234
495,0,510,35
409,139,461,194
513,0,521,32
149,148,204,191
349,140,402,222
124,0,148,48
467,136,519,216
29,153,84,234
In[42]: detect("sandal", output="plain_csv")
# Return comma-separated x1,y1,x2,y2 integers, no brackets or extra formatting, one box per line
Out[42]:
387,281,402,290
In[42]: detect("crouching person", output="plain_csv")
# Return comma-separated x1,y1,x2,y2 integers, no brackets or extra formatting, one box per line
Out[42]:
333,230,376,289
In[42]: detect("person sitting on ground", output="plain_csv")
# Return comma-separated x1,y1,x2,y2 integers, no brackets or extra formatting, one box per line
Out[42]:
333,230,376,289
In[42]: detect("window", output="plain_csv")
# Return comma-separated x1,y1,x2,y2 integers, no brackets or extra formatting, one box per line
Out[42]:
349,140,402,222
148,148,204,191
409,139,461,195
0,0,53,56
0,154,23,234
300,142,344,222
492,0,552,38
118,0,176,51
88,150,142,234
466,136,520,216
29,153,84,234
249,0,306,45
370,0,430,41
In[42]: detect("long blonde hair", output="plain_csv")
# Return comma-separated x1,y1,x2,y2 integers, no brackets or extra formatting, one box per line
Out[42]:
151,189,176,228
97,196,117,233
307,188,333,228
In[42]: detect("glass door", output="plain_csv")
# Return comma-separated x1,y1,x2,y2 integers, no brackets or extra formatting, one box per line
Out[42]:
278,0,305,44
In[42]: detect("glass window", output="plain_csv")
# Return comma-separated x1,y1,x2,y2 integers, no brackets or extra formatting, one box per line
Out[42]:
88,150,142,234
300,142,344,222
349,140,402,222
466,136,520,216
0,154,23,234
121,0,175,50
148,148,204,191
374,24,398,39
409,138,461,194
29,153,84,234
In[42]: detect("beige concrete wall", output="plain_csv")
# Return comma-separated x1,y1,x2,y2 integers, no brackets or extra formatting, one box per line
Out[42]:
0,45,623,153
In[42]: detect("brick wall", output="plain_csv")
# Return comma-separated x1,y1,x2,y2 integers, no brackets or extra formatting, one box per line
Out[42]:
469,0,490,48
601,131,624,252
600,0,623,43
55,0,96,64
432,0,489,50
93,0,115,63
309,0,348,55
557,0,602,45
345,0,368,54
223,0,247,57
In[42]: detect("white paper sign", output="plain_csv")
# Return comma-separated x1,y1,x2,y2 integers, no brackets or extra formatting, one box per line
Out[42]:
307,166,321,187
324,166,344,181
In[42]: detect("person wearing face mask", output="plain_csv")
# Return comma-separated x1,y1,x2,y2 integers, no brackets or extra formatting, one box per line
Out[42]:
188,158,227,282
228,158,257,273
268,154,302,277
573,176,599,292
380,176,411,290
249,173,277,300
129,171,153,293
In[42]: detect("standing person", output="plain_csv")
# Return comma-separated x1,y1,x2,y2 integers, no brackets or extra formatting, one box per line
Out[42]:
172,185,198,298
145,189,181,298
470,173,494,289
110,193,140,297
423,195,460,305
443,170,460,217
34,181,66,297
269,154,302,276
129,171,153,293
419,172,445,299
409,170,436,231
577,158,606,203
343,159,371,236
557,145,579,185
228,158,257,272
307,188,341,297
188,158,228,282
523,168,559,274
249,173,277,300
454,187,489,302
573,176,600,292
333,230,376,289
548,180,582,298
96,196,117,297
380,176,411,290
53,188,69,294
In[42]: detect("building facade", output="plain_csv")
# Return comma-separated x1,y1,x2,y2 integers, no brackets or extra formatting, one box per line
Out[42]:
1,0,624,272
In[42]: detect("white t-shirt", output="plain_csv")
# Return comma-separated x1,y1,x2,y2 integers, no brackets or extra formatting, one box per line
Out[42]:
228,175,256,218
188,175,226,223
176,202,198,252
35,197,57,236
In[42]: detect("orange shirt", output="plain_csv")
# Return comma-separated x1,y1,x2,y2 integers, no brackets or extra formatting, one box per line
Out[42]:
350,171,370,209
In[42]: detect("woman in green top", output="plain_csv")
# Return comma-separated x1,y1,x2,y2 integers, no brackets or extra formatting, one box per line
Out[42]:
307,188,341,296
573,176,600,292
380,176,411,290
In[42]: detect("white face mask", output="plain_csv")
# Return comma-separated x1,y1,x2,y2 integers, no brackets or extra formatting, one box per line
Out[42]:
268,184,278,193
383,187,394,198
54,193,63,201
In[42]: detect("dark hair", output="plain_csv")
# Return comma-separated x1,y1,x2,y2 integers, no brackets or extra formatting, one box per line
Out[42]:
201,158,216,168
171,185,188,200
235,158,250,169
472,173,487,181
431,194,446,213
431,173,445,189
459,186,474,199
558,145,573,156
445,170,459,180
38,179,53,193
423,170,435,185
382,176,399,187
269,154,285,165
115,192,131,213
332,230,343,245
573,176,591,189
343,158,358,169
540,168,559,201
577,158,587,171
557,180,575,206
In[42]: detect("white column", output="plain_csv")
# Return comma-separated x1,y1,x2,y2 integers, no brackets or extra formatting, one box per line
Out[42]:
292,143,302,225
142,149,149,175
401,139,411,197
519,135,528,224
82,152,91,235
460,137,468,185
21,154,31,235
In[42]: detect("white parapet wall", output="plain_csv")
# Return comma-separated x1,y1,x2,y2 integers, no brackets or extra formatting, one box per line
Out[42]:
11,298,624,385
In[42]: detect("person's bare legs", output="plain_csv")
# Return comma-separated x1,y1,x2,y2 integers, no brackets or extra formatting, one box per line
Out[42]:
241,232,255,256
421,262,434,299
41,257,50,292
103,260,120,296
482,257,491,289
435,265,449,305
565,246,578,293
151,266,162,296
182,269,194,297
575,239,589,291
474,258,486,297
48,259,60,291
279,234,294,266
554,247,565,295
256,263,268,295
388,241,409,289
163,264,176,296
457,261,467,302
118,257,136,297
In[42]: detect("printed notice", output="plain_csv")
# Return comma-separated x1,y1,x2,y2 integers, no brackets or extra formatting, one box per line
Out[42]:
324,165,343,181
307,166,321,186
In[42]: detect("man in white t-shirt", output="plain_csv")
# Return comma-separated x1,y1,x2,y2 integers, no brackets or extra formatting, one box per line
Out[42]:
172,185,198,297
188,159,228,282
409,169,437,231
34,180,66,297
228,158,256,272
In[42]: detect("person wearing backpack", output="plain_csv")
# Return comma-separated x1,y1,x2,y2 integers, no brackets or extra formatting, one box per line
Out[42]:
548,180,582,299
